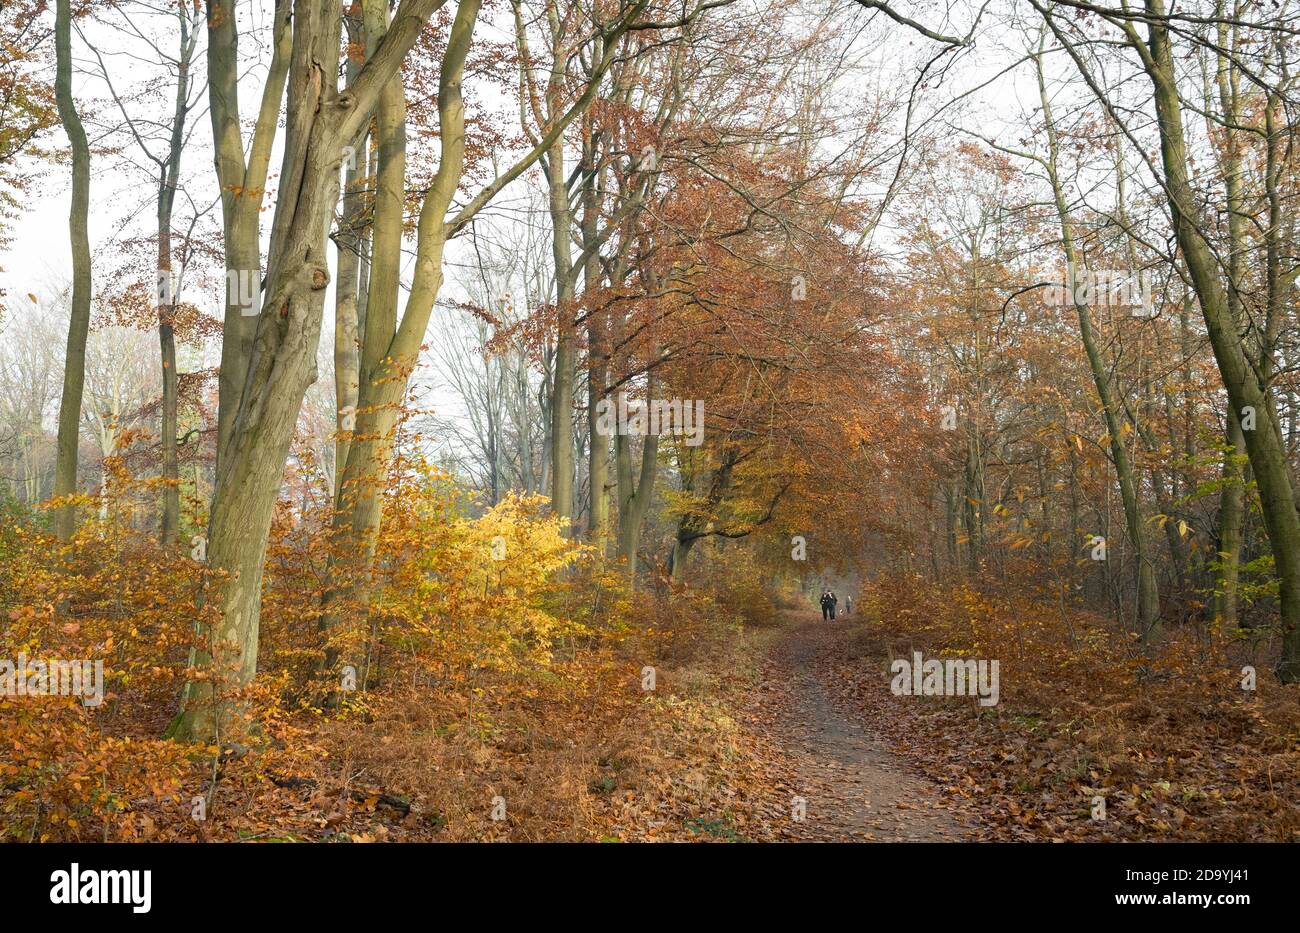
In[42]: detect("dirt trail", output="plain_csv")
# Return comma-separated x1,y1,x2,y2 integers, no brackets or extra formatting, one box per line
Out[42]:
745,615,974,841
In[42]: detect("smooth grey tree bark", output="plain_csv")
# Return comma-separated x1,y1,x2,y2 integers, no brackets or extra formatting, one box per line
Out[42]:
51,0,92,541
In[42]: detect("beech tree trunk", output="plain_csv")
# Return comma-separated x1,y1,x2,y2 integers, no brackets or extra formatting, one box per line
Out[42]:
547,136,577,530
171,0,444,741
52,0,92,541
1134,0,1300,676
583,128,611,543
156,5,198,547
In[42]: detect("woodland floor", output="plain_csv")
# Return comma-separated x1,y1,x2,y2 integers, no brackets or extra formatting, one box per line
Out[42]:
65,602,1292,842
238,609,991,843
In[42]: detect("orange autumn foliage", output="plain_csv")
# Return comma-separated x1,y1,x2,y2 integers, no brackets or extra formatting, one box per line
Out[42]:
0,450,741,841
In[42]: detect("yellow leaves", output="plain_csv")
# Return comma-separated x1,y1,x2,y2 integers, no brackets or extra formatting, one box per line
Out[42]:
374,477,593,682
1155,515,1190,537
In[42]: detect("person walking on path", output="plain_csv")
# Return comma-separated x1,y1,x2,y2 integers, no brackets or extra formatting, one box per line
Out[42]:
820,590,834,621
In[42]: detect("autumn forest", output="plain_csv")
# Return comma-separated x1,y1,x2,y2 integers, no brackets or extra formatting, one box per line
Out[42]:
0,0,1297,861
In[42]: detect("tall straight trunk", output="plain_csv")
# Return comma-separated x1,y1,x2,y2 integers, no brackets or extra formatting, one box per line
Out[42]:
929,494,943,582
1036,53,1161,639
156,7,197,547
512,4,647,534
52,0,92,541
962,421,984,572
1067,444,1081,596
944,482,958,571
157,232,179,546
547,136,576,530
333,12,366,495
610,263,660,579
582,134,610,542
961,242,986,574
1208,11,1245,624
357,138,374,336
333,202,361,495
584,379,606,535
330,0,406,538
1133,0,1300,676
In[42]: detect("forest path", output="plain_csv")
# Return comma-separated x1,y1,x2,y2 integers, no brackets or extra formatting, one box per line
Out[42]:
742,614,974,841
